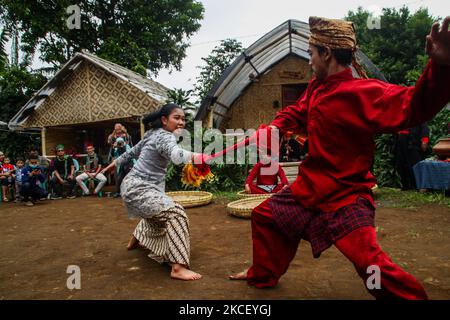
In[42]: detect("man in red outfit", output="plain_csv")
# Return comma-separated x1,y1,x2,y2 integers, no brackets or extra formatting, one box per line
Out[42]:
229,16,450,300
245,154,289,194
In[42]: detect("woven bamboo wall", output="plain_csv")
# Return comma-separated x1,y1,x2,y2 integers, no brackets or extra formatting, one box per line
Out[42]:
222,56,312,130
24,61,160,128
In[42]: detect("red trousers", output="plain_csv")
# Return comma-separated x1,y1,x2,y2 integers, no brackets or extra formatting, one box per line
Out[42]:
248,184,285,194
247,199,428,300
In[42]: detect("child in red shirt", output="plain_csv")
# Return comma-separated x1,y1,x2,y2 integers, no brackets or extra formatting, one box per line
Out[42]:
1,157,15,201
245,154,289,194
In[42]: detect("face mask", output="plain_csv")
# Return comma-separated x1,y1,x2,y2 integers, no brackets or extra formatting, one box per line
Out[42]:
30,165,38,170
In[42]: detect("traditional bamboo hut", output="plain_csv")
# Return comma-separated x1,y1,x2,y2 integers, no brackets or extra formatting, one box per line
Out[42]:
195,19,386,130
8,51,168,158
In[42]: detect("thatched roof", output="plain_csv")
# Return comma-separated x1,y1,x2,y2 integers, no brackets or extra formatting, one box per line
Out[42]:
195,19,386,128
9,51,168,130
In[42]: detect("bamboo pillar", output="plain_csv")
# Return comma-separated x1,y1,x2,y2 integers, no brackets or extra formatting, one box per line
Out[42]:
87,62,92,122
204,107,214,129
41,127,47,156
140,117,145,139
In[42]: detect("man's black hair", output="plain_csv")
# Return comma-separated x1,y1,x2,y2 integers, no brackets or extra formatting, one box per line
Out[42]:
316,45,353,66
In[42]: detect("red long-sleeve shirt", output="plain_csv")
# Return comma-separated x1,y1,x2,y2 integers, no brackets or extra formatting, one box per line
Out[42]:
270,60,450,212
1,164,14,174
245,162,289,186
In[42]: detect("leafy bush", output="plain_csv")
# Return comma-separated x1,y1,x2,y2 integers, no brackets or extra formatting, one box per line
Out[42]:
373,134,400,187
165,125,252,192
165,162,249,193
428,108,450,145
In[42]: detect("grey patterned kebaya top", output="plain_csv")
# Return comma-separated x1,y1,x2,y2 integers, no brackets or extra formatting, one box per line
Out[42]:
116,128,192,193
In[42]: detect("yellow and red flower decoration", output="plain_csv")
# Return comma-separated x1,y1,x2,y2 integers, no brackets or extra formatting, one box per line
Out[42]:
181,162,215,188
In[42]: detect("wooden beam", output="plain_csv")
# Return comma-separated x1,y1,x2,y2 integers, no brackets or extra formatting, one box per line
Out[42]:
214,100,230,109
261,81,309,86
213,110,231,119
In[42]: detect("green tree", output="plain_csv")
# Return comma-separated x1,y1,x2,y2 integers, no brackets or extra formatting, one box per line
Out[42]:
0,0,204,76
346,7,449,187
0,64,47,159
346,6,436,85
0,25,47,159
0,28,8,69
194,39,243,103
166,88,196,113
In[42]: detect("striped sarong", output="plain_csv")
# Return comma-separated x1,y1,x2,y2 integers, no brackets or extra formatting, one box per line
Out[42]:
133,203,191,267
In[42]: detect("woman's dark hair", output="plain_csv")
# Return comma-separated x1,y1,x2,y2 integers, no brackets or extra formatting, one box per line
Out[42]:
142,103,182,129
316,45,353,66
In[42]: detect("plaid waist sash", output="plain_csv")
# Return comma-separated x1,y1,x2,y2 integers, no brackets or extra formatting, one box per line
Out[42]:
269,188,375,258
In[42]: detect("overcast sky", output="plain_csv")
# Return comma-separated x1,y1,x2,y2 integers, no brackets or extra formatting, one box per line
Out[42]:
154,0,450,92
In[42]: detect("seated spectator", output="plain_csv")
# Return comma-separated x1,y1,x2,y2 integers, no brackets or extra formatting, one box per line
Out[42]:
76,145,107,196
49,144,76,199
26,148,50,169
244,154,289,194
13,158,25,202
108,137,135,198
21,155,48,206
25,148,50,188
1,156,15,202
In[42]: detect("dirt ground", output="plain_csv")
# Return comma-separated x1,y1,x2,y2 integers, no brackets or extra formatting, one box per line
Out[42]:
0,194,449,300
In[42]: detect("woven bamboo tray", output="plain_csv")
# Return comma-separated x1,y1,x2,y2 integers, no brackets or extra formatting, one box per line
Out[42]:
166,191,213,208
236,190,274,198
227,195,271,219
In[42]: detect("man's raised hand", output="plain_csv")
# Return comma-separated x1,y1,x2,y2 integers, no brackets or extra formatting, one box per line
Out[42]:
426,16,450,65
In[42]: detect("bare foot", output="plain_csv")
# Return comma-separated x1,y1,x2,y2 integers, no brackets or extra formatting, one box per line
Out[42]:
228,268,248,280
170,264,202,281
126,235,143,250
